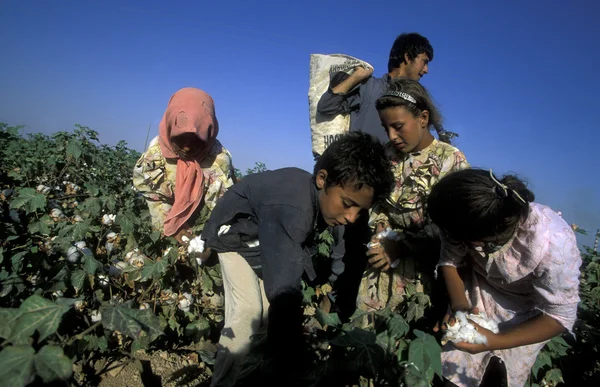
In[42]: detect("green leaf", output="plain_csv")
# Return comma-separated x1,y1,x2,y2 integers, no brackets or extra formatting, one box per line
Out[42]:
34,345,73,383
546,336,570,357
330,329,383,376
387,313,409,338
302,283,316,304
117,214,134,234
150,231,161,243
315,309,341,328
0,345,35,386
84,182,100,197
71,269,86,294
11,251,28,272
532,350,552,377
72,220,91,241
10,295,70,344
81,197,102,216
9,188,46,214
0,308,22,340
330,328,377,347
66,140,82,159
82,255,101,275
100,304,164,341
131,334,152,355
185,318,211,338
140,259,168,281
28,215,53,235
408,330,442,381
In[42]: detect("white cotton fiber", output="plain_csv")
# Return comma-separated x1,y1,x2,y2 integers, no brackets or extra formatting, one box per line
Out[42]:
442,311,499,345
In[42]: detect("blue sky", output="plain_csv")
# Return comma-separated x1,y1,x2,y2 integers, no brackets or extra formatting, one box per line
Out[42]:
1,0,599,246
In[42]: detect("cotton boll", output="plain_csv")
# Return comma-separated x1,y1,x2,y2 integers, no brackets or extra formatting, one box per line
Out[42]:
178,292,194,312
73,300,87,312
90,310,102,323
66,246,81,263
109,260,129,277
128,254,145,268
187,236,205,253
36,185,51,194
378,228,401,241
73,215,84,223
139,303,150,310
75,241,93,258
98,274,109,287
50,208,66,220
102,214,116,226
160,289,178,305
442,311,499,346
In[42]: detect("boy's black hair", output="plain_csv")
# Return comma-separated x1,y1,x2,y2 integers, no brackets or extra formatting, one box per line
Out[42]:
314,131,393,204
427,169,535,245
388,33,434,73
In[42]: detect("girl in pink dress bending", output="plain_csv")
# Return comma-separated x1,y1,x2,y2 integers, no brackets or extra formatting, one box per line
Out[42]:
427,168,582,387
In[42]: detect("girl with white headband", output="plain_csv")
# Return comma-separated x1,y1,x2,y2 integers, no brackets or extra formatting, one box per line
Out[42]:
428,168,581,387
355,78,470,320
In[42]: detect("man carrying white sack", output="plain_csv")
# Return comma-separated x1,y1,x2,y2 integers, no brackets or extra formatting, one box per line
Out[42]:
316,32,438,145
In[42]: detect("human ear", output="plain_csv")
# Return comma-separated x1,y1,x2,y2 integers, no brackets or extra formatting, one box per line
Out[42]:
404,53,411,64
315,169,328,190
419,110,430,128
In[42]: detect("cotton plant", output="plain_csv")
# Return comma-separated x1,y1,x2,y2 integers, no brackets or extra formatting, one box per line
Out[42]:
441,311,500,345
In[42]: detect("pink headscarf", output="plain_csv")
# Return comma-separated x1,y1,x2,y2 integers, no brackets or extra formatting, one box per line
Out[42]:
158,87,219,236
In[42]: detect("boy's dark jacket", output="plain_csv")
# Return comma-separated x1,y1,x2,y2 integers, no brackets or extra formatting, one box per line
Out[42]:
202,167,346,302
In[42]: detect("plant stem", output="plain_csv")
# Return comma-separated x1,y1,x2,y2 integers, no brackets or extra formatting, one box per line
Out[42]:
68,321,102,344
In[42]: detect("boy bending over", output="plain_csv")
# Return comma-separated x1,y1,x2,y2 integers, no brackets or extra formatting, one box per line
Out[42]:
202,131,394,386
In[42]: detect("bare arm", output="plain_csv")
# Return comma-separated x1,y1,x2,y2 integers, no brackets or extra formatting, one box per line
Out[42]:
441,265,470,311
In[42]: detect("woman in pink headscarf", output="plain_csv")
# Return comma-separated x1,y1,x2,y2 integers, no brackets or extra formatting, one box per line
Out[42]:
133,87,236,245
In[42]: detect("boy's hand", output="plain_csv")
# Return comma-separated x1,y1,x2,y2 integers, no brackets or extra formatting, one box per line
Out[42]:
351,65,374,81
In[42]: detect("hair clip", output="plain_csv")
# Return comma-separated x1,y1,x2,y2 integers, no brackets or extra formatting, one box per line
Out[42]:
382,90,417,104
489,169,526,204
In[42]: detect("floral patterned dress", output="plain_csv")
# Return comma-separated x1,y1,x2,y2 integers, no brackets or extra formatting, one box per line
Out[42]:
357,139,470,313
437,203,582,387
132,136,235,234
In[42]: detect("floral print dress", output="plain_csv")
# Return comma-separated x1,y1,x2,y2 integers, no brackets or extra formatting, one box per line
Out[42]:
132,136,235,234
357,139,470,313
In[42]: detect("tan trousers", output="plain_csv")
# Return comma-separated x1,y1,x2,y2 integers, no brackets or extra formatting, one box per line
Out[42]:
210,252,270,387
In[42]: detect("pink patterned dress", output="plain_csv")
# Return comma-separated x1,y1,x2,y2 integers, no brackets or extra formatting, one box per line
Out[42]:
438,203,582,387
